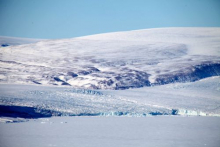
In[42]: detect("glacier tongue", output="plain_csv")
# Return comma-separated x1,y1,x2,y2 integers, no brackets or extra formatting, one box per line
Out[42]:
0,76,220,117
0,84,174,117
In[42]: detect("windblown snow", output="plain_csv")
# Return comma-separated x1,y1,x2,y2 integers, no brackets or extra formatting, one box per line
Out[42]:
0,27,220,118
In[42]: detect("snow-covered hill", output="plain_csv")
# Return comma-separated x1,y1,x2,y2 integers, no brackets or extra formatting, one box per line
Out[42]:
0,28,220,89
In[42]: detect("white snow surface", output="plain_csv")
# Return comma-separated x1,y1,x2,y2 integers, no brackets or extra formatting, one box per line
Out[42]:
0,27,220,89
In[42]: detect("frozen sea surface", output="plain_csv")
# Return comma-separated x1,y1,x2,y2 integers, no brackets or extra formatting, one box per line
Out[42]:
0,116,220,147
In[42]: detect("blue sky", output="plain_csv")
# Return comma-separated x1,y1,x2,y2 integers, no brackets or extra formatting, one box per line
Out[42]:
0,0,220,39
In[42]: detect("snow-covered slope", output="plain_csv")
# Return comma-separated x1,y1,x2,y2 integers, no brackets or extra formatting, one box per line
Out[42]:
0,28,220,89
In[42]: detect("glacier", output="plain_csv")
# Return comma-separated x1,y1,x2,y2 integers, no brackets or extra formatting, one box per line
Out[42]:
0,76,219,119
